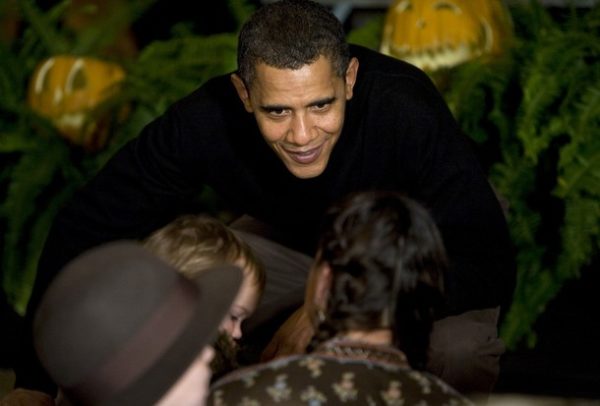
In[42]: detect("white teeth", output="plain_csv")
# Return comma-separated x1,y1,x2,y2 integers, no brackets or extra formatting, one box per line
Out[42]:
55,113,87,129
287,146,321,164
386,44,477,71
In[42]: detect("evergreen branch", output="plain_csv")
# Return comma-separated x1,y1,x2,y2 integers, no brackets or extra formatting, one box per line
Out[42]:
557,197,600,281
0,47,26,110
555,85,600,198
124,34,238,106
0,131,40,152
227,0,256,31
517,20,600,163
10,184,77,315
1,143,67,306
18,0,71,54
347,15,385,51
70,0,156,56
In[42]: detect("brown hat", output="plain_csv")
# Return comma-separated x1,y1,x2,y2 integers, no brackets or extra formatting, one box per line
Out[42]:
33,240,243,405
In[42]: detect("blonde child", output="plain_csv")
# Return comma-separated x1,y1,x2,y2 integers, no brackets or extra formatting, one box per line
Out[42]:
143,214,265,341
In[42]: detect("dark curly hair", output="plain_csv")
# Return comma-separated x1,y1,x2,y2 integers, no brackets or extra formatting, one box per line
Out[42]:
237,0,350,86
311,191,447,369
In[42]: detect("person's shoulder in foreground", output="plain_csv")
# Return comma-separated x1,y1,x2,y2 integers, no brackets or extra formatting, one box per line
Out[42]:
209,352,473,405
32,241,243,405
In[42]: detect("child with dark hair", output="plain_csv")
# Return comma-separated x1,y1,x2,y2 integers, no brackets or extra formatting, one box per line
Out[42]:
210,191,472,405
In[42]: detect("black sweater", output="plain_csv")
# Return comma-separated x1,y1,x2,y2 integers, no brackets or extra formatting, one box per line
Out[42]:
19,45,515,392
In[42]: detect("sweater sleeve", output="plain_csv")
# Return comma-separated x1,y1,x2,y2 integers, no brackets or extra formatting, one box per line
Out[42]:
418,94,514,317
378,71,516,317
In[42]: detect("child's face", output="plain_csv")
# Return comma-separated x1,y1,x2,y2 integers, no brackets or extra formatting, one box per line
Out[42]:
219,261,261,340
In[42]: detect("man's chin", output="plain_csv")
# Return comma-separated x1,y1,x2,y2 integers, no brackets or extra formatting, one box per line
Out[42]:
284,160,327,179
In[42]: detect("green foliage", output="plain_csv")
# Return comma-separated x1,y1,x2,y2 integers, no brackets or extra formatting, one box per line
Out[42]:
3,0,597,353
454,3,600,349
124,34,239,114
0,0,255,314
346,14,385,51
347,2,600,349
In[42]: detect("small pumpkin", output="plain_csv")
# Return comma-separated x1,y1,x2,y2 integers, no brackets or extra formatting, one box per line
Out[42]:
380,0,513,72
27,55,126,151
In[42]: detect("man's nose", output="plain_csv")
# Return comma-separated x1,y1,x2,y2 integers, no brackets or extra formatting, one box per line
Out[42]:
288,114,312,145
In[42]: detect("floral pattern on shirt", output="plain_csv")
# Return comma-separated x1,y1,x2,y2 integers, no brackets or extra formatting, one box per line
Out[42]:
299,357,325,378
300,385,327,406
209,352,473,406
409,370,432,394
381,380,404,406
266,374,291,402
332,372,358,401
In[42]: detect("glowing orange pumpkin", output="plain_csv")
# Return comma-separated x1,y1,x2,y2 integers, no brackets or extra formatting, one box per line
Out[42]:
380,0,513,72
27,55,126,151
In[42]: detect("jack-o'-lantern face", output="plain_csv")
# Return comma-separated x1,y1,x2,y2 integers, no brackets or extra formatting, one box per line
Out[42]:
27,55,126,150
380,0,513,72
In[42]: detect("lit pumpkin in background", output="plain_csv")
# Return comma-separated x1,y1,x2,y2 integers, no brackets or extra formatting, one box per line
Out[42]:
380,0,513,72
27,55,126,151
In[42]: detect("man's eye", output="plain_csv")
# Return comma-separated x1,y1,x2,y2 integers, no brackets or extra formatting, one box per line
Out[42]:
312,103,330,111
268,108,287,116
230,314,240,322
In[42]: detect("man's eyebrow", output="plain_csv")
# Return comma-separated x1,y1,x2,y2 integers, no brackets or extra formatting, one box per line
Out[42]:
307,97,336,107
259,104,289,112
259,97,337,113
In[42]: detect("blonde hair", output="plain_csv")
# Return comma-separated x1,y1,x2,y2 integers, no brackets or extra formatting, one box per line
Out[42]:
143,215,265,292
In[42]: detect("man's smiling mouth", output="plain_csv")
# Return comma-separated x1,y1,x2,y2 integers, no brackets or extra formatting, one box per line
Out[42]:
284,144,324,165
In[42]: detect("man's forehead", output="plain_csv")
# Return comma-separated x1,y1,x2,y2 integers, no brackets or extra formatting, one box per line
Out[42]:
250,57,338,91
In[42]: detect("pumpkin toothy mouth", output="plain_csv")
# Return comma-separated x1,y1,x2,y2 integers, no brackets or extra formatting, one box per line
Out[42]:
54,113,88,131
392,45,473,70
381,20,494,71
386,42,481,71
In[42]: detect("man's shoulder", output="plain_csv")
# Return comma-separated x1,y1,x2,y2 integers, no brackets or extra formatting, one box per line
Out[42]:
348,44,441,108
175,73,240,112
157,72,251,138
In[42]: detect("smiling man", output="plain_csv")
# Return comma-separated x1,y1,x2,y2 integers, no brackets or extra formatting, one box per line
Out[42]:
231,55,358,179
11,0,515,403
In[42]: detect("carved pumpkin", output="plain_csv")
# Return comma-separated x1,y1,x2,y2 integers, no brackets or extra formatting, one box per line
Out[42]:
27,56,126,151
380,0,513,72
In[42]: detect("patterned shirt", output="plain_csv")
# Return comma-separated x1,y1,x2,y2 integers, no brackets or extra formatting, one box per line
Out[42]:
209,342,472,406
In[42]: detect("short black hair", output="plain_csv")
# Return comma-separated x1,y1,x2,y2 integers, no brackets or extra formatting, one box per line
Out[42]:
237,0,350,86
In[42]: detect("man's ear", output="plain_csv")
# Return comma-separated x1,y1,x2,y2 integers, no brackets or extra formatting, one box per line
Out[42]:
344,57,359,101
230,73,253,113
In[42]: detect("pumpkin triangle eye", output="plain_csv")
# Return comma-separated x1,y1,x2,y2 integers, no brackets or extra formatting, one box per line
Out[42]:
41,72,51,92
65,59,86,93
71,68,87,90
434,2,461,13
33,58,55,94
395,0,412,13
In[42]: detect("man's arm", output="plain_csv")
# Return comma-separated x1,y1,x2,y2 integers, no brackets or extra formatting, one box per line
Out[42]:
395,78,516,316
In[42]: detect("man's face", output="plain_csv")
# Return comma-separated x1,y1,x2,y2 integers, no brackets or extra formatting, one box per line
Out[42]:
232,56,358,179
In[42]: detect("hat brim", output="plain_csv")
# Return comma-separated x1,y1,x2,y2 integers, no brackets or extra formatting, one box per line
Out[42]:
105,263,243,405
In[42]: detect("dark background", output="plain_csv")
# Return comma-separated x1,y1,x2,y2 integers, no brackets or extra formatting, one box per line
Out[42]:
1,0,599,401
